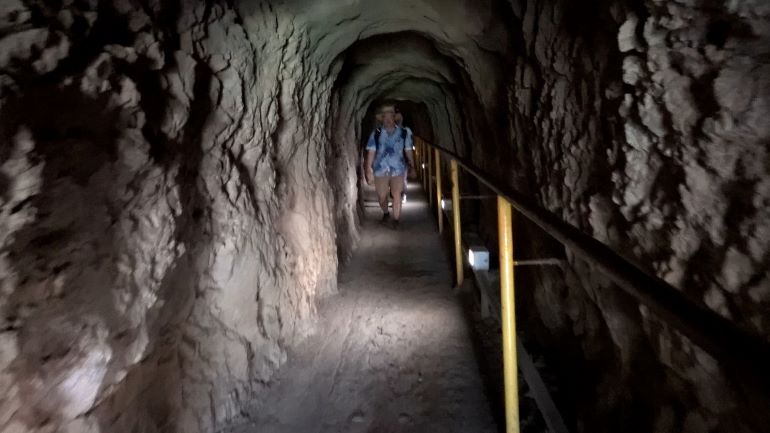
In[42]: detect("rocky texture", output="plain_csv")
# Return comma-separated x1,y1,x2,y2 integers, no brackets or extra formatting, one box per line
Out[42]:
1,0,768,432
0,1,509,432
0,2,337,432
492,0,770,432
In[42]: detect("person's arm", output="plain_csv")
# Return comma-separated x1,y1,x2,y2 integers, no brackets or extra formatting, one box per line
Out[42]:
405,129,416,175
365,149,375,183
365,132,376,183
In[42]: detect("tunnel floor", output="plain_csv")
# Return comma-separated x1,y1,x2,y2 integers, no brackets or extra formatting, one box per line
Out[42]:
224,182,497,433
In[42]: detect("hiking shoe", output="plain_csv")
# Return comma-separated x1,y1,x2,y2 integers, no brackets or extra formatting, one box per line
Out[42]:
380,212,390,224
389,219,400,230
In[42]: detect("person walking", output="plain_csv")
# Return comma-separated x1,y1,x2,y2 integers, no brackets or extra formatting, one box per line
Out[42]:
364,104,415,229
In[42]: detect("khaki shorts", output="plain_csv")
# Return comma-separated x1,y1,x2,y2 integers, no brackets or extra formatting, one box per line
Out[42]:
374,176,405,198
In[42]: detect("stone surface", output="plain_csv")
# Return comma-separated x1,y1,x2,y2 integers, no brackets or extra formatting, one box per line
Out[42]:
492,0,770,432
0,0,768,432
0,2,337,432
0,0,508,431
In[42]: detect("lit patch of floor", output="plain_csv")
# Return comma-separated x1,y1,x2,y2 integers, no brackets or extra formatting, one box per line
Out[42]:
226,183,496,433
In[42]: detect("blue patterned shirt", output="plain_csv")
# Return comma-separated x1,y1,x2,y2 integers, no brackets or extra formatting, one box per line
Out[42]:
366,126,414,177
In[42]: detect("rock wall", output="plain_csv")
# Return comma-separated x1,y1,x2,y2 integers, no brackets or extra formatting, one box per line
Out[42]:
1,0,767,432
491,0,770,431
0,1,337,432
0,0,510,431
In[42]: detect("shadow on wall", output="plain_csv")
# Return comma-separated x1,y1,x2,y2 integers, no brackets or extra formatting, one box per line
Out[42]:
1,83,132,427
0,60,208,433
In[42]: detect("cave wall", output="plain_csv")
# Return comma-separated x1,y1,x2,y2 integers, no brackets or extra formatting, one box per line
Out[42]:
0,1,338,432
0,1,509,431
1,0,767,432
489,0,770,432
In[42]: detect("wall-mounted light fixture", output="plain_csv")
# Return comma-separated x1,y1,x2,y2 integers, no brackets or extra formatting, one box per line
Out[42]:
441,198,452,211
468,246,490,271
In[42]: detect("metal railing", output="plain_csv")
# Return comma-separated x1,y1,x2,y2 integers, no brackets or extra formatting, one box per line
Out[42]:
412,136,770,433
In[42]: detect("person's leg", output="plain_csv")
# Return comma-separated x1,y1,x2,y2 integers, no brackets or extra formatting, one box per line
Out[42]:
374,176,391,218
389,175,404,221
401,172,407,203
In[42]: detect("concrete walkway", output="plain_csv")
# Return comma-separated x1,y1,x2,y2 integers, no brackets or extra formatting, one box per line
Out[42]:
229,182,497,433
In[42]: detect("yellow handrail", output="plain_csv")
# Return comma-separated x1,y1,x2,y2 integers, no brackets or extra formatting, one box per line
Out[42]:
434,148,443,234
427,139,433,207
420,139,427,191
417,137,770,418
498,196,520,433
451,159,464,286
431,145,519,431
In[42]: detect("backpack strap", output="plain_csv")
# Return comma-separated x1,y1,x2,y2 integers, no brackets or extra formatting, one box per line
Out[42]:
373,127,409,153
374,127,382,152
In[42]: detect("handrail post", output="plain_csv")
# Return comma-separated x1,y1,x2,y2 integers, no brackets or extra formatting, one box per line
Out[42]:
415,138,420,178
451,159,463,286
427,144,433,206
435,148,443,233
415,138,420,185
425,141,429,191
412,136,422,183
498,196,520,433
420,139,427,191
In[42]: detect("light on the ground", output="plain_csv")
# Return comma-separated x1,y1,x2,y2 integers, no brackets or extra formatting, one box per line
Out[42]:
441,198,452,210
421,163,425,169
468,246,490,271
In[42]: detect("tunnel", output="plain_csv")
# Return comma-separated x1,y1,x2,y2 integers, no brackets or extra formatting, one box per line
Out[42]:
1,0,769,432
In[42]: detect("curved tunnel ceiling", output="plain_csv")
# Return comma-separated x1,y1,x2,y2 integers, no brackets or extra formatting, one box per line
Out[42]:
333,32,469,150
239,0,512,153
